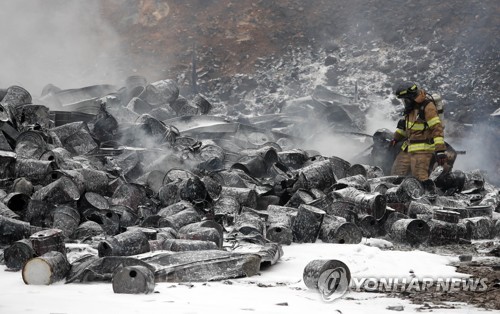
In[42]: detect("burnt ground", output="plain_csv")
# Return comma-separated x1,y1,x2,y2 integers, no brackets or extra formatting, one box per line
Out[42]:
383,243,500,310
101,0,500,122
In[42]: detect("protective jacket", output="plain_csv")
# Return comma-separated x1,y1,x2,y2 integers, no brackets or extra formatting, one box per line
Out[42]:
393,98,446,153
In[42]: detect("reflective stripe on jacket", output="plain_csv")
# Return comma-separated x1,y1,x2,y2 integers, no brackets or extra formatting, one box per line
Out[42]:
393,98,446,153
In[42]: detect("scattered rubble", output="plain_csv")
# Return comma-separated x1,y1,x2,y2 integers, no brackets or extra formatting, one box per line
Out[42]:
0,75,499,312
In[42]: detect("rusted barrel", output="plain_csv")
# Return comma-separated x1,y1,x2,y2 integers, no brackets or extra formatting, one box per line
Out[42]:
0,215,33,244
15,159,56,183
428,220,470,246
292,204,325,243
278,149,309,170
179,227,222,248
111,183,147,210
112,265,155,294
52,205,81,238
4,239,35,270
2,192,30,218
303,259,351,290
332,174,370,192
159,208,201,230
293,160,337,191
15,130,47,159
356,214,378,238
329,156,351,180
231,155,270,178
29,229,66,256
158,182,180,207
178,177,208,204
266,205,297,245
433,209,460,224
383,211,409,235
0,201,20,219
192,94,212,114
234,211,265,235
109,205,139,230
76,168,109,194
32,176,80,204
12,177,34,195
319,215,362,244
407,201,441,219
179,220,224,247
139,79,179,105
98,229,150,257
325,200,358,223
22,251,70,285
385,177,425,203
284,189,316,208
332,187,386,220
84,209,121,236
213,196,241,225
46,169,85,194
78,192,110,212
390,219,430,245
220,187,257,208
466,205,493,218
346,164,384,179
71,221,105,240
157,200,195,218
462,217,492,239
2,85,32,107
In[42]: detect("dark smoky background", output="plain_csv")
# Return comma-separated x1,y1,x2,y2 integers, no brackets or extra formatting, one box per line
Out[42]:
0,0,498,181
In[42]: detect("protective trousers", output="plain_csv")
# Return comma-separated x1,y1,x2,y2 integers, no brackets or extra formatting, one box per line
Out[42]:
391,151,433,181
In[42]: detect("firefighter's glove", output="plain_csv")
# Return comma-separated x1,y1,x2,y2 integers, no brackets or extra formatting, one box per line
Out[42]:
389,139,397,147
435,151,448,166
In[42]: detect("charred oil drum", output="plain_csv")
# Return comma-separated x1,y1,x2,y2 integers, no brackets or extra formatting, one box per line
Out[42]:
319,215,362,244
0,215,33,244
112,265,155,294
234,211,265,235
266,205,296,245
332,187,386,220
462,217,492,239
97,229,150,257
32,176,80,204
2,85,32,107
294,160,337,191
292,204,325,243
346,164,384,179
303,259,351,290
71,221,105,240
4,239,35,270
192,94,212,114
22,251,70,285
2,192,31,218
159,208,201,230
428,220,469,246
390,219,430,245
30,229,66,256
385,177,425,204
52,205,81,238
278,149,309,170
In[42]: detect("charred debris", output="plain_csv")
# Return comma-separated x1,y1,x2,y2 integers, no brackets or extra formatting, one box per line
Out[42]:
0,76,499,293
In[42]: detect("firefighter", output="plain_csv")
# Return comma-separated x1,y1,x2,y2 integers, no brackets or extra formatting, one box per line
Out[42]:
389,82,447,181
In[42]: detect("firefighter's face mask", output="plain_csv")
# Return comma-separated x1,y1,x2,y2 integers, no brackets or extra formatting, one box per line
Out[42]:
403,98,416,114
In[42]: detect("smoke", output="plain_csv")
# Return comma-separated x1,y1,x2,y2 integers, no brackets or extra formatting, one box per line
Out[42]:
0,0,125,96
